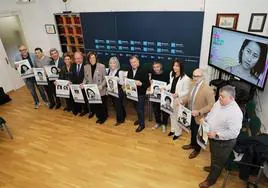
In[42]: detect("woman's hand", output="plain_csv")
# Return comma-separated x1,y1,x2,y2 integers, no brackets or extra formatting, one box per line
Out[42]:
135,80,142,86
79,83,84,89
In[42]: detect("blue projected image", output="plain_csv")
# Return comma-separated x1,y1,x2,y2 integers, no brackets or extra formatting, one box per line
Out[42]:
143,41,148,46
131,47,135,51
157,48,161,53
171,43,176,48
157,42,162,47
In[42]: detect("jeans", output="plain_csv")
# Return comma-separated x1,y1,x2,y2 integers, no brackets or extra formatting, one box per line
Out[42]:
25,77,48,105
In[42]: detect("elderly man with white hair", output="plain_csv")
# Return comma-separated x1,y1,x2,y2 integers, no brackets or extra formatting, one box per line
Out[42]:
182,68,215,159
199,85,243,188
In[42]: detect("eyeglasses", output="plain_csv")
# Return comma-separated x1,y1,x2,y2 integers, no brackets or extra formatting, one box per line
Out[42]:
19,49,27,52
193,74,202,77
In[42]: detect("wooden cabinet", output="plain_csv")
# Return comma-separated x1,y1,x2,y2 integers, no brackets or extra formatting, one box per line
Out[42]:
54,13,85,53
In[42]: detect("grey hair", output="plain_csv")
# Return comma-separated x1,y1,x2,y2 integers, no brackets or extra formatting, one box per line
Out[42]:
109,56,120,69
49,48,58,54
219,85,236,98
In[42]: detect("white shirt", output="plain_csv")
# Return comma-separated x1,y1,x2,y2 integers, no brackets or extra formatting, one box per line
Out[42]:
132,69,137,78
55,58,59,68
109,69,124,85
205,100,243,140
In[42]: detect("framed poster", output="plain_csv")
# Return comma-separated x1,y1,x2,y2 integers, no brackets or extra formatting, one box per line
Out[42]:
216,13,239,30
55,80,70,98
33,68,48,85
15,59,34,79
45,24,56,34
105,76,119,98
125,78,138,101
160,90,174,115
84,84,102,104
178,105,192,133
248,13,267,32
70,84,85,103
44,65,59,80
149,80,167,103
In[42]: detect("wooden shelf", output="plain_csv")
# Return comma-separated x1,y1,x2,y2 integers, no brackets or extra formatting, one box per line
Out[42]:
55,13,85,53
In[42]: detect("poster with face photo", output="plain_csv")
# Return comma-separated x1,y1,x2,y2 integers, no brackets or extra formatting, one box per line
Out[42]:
15,59,34,79
70,84,85,103
149,80,167,103
178,105,192,133
56,80,70,98
33,68,47,85
197,121,210,150
160,90,174,115
125,78,138,101
84,84,102,104
44,65,59,81
105,76,119,98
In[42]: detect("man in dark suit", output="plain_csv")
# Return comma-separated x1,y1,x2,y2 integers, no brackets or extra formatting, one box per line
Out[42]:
70,52,88,116
47,48,65,109
127,55,150,132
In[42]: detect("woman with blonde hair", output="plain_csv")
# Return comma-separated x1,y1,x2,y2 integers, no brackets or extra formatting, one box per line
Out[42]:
107,56,126,126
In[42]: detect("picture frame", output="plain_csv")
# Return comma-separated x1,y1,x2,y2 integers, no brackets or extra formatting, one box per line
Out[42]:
248,13,267,32
45,24,56,34
216,13,239,30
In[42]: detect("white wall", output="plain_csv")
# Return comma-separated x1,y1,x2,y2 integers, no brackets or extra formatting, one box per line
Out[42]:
0,0,267,130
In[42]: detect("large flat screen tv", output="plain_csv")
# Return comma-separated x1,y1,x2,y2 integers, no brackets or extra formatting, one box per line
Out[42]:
208,26,268,90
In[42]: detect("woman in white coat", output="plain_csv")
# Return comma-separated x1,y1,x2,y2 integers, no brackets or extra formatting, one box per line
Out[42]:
166,59,191,140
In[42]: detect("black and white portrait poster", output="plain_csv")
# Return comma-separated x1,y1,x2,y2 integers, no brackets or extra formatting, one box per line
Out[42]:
70,84,85,103
178,105,192,132
33,68,48,85
197,121,210,150
149,80,167,103
105,76,119,98
84,84,102,104
55,80,70,98
125,78,138,101
15,59,34,79
44,65,59,81
160,90,174,115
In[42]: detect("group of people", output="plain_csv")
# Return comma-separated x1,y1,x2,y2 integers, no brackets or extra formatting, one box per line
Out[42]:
14,45,244,188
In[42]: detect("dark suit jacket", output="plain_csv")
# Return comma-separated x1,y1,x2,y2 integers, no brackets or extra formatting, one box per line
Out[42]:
50,57,64,69
71,63,85,84
127,66,150,95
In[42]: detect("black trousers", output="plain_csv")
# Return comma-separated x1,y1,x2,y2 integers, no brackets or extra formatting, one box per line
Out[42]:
190,116,201,152
110,89,126,122
152,102,169,125
47,81,61,106
92,95,108,121
72,89,88,114
206,138,236,185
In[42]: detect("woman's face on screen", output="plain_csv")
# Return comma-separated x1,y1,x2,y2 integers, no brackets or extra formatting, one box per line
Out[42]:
241,41,261,70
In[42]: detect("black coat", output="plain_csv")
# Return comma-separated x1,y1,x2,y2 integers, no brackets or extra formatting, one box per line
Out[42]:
71,63,85,84
127,66,150,95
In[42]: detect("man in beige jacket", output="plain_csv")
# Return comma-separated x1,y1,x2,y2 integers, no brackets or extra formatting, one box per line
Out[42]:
182,69,215,159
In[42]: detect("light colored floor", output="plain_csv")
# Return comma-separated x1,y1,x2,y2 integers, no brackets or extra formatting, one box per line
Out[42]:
0,87,264,188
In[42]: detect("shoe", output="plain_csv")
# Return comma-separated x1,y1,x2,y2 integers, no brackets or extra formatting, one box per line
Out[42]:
136,126,145,132
63,108,68,111
182,144,195,150
203,166,210,173
189,150,200,159
114,121,124,126
99,119,106,124
88,113,95,119
96,119,101,124
168,132,174,136
44,102,50,107
134,120,139,126
161,125,166,133
73,111,78,116
49,103,55,109
79,111,87,116
152,124,161,130
55,104,61,109
199,180,212,188
34,103,39,109
173,135,180,140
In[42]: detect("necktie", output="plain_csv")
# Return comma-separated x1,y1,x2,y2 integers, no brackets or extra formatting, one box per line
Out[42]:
77,64,80,76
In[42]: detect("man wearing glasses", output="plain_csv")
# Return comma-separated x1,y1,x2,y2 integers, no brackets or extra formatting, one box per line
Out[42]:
181,69,215,159
14,44,48,109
